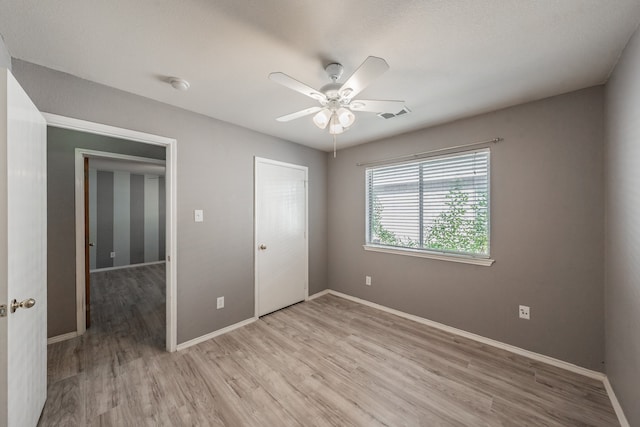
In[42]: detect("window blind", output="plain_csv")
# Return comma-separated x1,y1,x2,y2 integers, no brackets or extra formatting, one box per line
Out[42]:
366,148,490,257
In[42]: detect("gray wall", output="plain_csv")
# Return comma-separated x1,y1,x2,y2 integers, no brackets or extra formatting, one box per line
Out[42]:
0,35,10,71
16,60,328,343
604,26,640,425
327,87,605,371
47,127,165,337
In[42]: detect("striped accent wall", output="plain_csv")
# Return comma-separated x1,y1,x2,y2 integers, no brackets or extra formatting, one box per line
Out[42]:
96,171,114,268
89,169,166,270
129,174,145,265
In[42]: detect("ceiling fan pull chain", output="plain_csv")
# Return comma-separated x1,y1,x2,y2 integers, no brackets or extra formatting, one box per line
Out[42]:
333,134,337,158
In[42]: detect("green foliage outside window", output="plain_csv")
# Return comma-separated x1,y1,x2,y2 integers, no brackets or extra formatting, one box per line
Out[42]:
371,184,488,255
425,186,488,254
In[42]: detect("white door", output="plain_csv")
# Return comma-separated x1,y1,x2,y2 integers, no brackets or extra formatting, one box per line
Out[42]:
0,69,47,426
255,158,308,317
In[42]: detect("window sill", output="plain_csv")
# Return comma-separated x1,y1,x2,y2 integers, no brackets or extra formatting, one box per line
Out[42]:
362,244,495,266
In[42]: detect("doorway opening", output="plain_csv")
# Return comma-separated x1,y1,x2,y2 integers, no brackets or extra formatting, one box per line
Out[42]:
84,154,166,350
44,114,178,352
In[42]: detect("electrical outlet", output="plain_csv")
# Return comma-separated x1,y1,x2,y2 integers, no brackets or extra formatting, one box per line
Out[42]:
519,305,530,320
217,296,224,309
110,251,115,258
365,276,372,286
194,209,204,222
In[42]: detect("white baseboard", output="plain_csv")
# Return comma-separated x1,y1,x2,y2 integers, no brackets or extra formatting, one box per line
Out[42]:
603,377,630,427
325,290,605,381
90,260,166,273
176,317,258,351
307,289,330,300
47,331,79,345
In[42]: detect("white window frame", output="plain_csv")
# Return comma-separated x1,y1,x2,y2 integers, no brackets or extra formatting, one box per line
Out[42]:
363,148,495,266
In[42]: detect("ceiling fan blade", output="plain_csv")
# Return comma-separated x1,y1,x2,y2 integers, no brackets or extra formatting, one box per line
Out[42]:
339,56,390,100
276,106,323,122
269,72,327,102
349,99,406,114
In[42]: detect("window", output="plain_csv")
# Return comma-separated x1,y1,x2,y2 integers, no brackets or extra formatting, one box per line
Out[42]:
366,148,490,260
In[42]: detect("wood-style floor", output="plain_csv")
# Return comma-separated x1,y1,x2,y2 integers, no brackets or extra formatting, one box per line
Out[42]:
39,264,619,426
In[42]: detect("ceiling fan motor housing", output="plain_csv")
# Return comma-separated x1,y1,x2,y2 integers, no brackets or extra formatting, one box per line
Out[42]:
319,82,343,103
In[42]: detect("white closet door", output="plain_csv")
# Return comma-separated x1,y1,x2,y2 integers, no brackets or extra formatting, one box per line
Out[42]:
255,158,308,317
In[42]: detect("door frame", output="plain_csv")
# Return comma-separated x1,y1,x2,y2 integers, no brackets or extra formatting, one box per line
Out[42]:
43,113,179,352
254,157,309,318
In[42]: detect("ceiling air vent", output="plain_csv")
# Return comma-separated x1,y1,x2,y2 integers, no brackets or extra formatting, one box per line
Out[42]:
377,107,411,119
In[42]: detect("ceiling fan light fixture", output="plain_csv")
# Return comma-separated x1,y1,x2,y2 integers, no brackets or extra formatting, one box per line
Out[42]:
313,109,332,129
329,113,345,135
337,107,355,127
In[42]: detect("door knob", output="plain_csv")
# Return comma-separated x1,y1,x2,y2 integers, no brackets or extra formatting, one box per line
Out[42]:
259,244,267,250
89,242,94,247
10,298,36,313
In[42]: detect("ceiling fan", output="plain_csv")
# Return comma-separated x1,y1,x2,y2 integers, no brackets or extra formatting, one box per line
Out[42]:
269,56,407,154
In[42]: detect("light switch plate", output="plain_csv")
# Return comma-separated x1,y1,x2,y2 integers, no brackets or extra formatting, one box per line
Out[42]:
194,209,204,222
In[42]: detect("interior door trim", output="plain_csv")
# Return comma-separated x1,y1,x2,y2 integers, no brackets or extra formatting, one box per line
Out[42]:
42,113,179,352
254,157,309,318
83,156,91,328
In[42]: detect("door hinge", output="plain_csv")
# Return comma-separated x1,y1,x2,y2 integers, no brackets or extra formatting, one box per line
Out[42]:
0,304,6,317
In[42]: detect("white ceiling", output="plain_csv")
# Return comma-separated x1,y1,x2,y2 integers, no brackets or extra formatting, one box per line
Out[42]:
1,1,639,151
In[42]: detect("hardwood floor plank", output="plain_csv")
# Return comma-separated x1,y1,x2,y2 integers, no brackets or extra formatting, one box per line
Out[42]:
39,265,619,426
38,374,85,426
